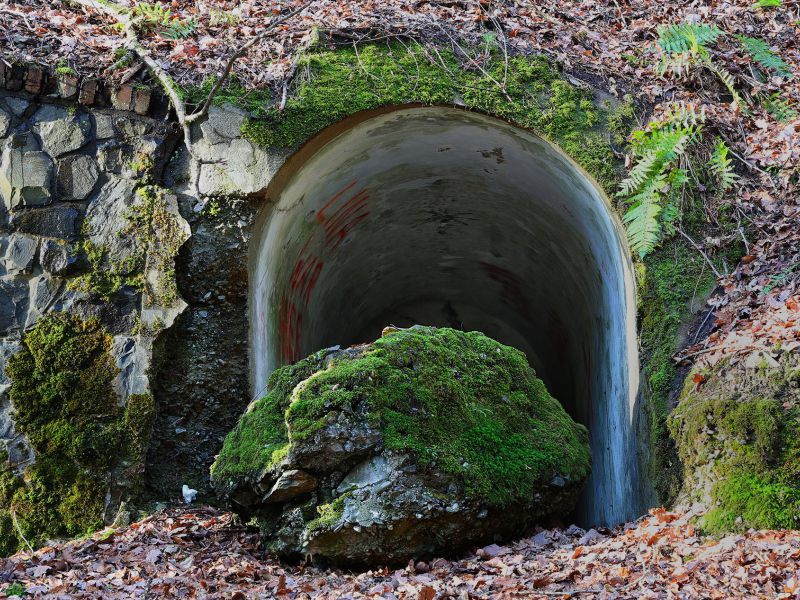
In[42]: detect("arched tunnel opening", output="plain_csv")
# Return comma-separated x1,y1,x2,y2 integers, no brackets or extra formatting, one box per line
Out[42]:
251,106,643,527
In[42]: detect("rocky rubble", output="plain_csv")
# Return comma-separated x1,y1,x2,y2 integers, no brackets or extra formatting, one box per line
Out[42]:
211,326,591,566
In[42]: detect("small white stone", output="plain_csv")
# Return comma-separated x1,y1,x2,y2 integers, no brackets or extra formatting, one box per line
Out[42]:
182,484,198,504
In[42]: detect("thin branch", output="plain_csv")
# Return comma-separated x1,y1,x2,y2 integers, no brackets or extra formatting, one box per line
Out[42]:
677,226,724,279
187,1,313,123
11,509,34,554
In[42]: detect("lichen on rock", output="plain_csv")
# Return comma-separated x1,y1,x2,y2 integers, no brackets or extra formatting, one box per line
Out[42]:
211,326,590,565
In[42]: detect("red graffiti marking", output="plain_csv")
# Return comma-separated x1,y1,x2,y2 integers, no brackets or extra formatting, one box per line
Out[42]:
480,262,530,315
278,181,371,363
323,188,370,250
316,180,357,224
278,294,304,364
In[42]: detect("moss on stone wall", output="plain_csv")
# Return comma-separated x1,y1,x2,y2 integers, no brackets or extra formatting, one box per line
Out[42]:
0,314,155,554
669,355,800,532
187,42,632,194
70,185,184,306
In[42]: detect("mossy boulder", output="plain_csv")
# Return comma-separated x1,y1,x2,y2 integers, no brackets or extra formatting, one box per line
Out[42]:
211,326,590,565
669,351,800,533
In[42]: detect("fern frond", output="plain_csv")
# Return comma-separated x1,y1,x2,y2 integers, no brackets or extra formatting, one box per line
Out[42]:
708,140,737,192
623,177,666,258
162,17,198,39
657,22,723,55
662,102,706,131
708,63,745,108
762,93,799,123
619,150,660,196
618,105,701,257
738,35,793,78
133,2,173,27
752,0,782,7
618,128,692,198
657,52,698,77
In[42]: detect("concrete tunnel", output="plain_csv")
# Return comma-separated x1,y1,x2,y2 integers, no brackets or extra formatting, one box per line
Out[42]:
250,106,643,526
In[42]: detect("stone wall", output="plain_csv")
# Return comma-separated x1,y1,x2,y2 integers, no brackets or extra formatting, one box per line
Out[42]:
0,89,185,478
0,83,292,508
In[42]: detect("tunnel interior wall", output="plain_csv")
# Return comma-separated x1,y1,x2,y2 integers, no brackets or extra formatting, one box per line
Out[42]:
251,106,643,526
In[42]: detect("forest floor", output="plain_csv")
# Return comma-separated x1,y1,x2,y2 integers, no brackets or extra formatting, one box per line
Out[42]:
1,506,799,599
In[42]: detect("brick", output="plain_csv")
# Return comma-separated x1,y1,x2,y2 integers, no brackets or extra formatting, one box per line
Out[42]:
78,78,98,105
6,64,25,91
133,87,151,115
24,66,45,95
111,84,133,111
58,74,79,99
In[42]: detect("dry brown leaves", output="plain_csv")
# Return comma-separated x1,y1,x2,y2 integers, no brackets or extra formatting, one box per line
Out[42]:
0,0,798,366
2,506,800,598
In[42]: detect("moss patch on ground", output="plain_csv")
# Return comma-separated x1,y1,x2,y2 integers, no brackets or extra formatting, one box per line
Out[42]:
212,326,591,508
668,355,800,533
186,42,633,194
0,314,155,555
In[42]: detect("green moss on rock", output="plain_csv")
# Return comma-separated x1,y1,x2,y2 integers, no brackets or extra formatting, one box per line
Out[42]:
668,354,800,533
0,314,155,554
188,42,632,194
212,326,590,509
638,201,745,505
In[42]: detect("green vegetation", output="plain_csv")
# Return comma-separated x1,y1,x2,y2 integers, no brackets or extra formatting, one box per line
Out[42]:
55,60,77,77
70,185,185,306
212,327,591,508
131,2,197,39
69,239,144,300
307,493,350,532
0,314,155,554
737,35,793,78
669,357,800,532
185,42,633,194
752,0,782,8
5,583,25,596
637,195,744,503
617,104,737,258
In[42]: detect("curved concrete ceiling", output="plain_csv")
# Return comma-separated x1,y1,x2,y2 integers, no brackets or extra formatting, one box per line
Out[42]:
251,106,643,526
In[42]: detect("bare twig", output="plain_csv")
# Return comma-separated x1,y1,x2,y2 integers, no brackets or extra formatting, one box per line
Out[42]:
11,509,34,554
188,1,313,124
677,226,724,279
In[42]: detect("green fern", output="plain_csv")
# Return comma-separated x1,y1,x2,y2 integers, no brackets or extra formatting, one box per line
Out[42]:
762,93,799,122
618,109,702,257
708,63,746,108
708,140,737,193
737,35,793,78
162,17,198,40
657,22,723,55
133,2,173,27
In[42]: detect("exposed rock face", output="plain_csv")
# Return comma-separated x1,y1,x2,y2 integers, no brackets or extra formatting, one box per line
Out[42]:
211,326,591,566
56,154,99,201
0,133,54,208
669,351,800,533
31,105,91,157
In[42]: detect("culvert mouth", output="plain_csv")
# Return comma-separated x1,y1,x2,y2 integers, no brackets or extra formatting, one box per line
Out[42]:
251,106,643,526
